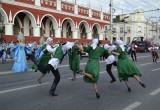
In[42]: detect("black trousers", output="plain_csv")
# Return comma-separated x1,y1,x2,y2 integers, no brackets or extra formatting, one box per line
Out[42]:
28,54,60,92
131,50,137,61
38,64,60,91
106,61,116,81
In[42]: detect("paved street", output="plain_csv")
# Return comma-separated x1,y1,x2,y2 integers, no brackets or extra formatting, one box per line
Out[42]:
0,52,160,110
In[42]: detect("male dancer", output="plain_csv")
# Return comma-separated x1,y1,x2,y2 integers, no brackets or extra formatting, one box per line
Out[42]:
104,44,117,83
29,41,75,96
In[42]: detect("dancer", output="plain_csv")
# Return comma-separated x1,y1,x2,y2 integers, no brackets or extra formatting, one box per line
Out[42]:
112,40,146,92
131,41,138,61
103,44,117,83
29,41,75,96
77,39,105,98
34,38,58,84
148,44,159,63
68,40,80,81
12,33,32,72
1,45,7,64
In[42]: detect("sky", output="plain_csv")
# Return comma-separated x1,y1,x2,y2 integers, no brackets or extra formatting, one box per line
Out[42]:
61,0,160,22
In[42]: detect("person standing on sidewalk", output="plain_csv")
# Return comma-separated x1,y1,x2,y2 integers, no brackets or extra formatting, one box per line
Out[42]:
131,41,138,61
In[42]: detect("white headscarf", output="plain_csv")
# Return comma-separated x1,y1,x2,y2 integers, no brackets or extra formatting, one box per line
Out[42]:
116,40,125,51
62,42,75,54
104,44,111,50
46,38,53,44
104,44,116,52
91,38,99,50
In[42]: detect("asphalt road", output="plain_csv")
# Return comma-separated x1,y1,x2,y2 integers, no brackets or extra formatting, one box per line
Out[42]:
0,52,160,110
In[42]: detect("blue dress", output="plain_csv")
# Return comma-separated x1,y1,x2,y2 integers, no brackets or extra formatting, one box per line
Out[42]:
35,45,44,59
12,43,32,73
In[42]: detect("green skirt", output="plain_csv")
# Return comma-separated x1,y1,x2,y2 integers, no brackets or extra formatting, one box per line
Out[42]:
69,56,80,73
117,58,141,81
83,59,100,83
32,53,51,74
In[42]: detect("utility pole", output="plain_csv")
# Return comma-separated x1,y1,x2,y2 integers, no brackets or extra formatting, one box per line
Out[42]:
109,0,113,42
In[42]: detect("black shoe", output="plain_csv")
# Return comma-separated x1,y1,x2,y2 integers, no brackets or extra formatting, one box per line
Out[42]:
96,92,100,99
110,79,116,83
38,79,42,84
139,82,146,88
49,91,58,96
128,87,131,92
35,69,38,72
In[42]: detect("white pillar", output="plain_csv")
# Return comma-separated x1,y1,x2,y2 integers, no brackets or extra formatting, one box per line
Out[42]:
72,30,79,39
56,0,61,11
33,26,40,37
101,12,104,20
74,4,78,14
87,32,92,39
55,28,61,38
99,32,104,40
35,0,41,6
5,23,13,35
89,9,92,17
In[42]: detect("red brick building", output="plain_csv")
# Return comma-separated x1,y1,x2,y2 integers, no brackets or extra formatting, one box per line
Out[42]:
0,0,110,43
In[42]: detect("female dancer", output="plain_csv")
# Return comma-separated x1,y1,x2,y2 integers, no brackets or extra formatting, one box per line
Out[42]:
77,39,105,98
12,33,32,72
112,40,146,92
148,44,159,63
68,40,80,81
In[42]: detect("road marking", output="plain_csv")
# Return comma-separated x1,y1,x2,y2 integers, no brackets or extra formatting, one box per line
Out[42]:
122,101,142,110
152,68,160,72
0,82,50,94
150,88,160,96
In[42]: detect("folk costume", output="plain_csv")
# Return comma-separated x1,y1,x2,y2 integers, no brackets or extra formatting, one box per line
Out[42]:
148,44,159,63
12,33,32,72
30,41,74,96
104,44,117,83
68,44,80,80
112,40,146,92
80,39,105,98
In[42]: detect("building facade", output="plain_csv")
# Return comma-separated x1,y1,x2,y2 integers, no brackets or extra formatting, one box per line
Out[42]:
0,0,110,42
112,9,160,44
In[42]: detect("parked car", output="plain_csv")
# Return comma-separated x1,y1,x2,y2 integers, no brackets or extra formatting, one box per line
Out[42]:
135,41,148,52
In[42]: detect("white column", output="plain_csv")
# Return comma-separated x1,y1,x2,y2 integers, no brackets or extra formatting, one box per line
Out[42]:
89,9,92,17
35,0,41,6
72,30,79,39
56,0,61,11
101,12,104,20
87,32,92,39
74,4,78,14
5,23,13,35
33,26,40,37
99,32,104,40
55,28,61,38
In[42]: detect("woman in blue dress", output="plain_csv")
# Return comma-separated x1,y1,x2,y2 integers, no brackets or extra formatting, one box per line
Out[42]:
12,33,32,73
